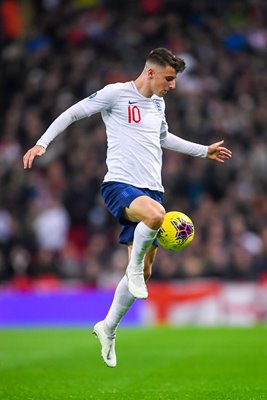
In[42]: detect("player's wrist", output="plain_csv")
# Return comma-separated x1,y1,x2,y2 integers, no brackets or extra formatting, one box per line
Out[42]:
35,141,47,150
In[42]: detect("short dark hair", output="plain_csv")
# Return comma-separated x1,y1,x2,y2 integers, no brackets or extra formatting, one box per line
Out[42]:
146,48,186,73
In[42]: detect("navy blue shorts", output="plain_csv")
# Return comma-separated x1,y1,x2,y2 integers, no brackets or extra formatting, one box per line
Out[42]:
101,181,164,245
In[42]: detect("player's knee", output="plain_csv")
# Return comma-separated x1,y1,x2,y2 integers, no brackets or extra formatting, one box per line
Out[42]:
149,205,165,229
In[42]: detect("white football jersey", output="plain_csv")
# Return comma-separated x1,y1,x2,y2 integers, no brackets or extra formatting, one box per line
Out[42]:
36,80,207,191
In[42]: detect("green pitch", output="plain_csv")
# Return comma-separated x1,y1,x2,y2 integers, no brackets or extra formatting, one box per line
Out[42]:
0,326,266,400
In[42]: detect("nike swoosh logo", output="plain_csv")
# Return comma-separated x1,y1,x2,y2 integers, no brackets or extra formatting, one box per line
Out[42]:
128,101,138,104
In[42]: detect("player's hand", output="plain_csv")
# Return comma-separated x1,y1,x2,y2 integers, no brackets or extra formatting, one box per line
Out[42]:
23,145,46,169
207,140,232,163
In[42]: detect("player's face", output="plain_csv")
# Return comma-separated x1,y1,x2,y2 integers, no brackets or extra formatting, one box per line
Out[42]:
150,65,177,97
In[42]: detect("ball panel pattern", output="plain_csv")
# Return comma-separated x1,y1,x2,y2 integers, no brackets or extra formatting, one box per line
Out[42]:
157,211,194,251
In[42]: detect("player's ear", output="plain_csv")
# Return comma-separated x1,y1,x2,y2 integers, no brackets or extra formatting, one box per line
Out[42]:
146,67,155,79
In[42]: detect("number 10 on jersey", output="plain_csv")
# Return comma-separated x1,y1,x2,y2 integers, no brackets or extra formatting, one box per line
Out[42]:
128,105,141,123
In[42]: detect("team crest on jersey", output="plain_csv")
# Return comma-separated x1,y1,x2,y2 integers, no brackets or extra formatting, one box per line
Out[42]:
88,92,97,99
153,99,162,113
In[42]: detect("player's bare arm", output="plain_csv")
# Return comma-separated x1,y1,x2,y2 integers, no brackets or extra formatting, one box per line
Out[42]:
207,140,232,163
23,145,46,169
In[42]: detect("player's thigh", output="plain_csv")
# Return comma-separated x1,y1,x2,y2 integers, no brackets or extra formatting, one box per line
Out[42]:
128,244,157,281
124,195,165,229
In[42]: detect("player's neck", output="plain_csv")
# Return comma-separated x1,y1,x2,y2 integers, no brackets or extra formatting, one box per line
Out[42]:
134,75,153,98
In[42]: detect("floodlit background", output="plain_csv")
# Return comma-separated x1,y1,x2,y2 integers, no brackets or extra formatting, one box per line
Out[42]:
1,0,267,326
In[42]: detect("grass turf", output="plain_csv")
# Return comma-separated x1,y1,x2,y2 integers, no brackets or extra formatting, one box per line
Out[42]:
0,326,266,400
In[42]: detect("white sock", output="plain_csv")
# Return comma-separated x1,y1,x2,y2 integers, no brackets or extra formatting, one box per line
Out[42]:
129,221,158,268
104,275,135,334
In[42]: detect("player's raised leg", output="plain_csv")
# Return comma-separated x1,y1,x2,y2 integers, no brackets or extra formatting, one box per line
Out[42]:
124,196,165,298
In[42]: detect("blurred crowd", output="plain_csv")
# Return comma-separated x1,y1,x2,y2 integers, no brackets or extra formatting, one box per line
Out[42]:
1,0,267,289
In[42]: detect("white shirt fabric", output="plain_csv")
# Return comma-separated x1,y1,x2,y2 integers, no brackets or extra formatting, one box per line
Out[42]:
36,81,208,192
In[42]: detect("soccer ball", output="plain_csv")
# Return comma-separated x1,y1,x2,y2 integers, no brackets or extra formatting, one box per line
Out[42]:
157,211,195,251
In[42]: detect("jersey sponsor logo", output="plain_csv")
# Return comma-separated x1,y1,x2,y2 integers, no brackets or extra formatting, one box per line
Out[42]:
128,100,138,104
88,92,97,99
